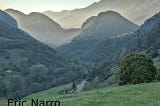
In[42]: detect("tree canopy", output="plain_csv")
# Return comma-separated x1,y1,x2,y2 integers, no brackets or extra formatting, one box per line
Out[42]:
119,53,157,85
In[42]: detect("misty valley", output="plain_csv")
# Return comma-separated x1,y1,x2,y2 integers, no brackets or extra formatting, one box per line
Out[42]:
0,0,160,106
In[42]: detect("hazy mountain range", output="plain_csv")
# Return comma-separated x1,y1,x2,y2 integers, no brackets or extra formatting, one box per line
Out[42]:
5,9,80,47
1,0,160,47
5,9,139,47
58,11,160,66
43,0,160,28
58,11,139,63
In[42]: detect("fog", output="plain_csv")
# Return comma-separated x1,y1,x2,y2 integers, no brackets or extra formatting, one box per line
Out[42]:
43,0,160,28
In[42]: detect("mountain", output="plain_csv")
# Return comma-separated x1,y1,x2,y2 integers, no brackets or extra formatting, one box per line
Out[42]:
137,12,160,36
5,9,80,47
58,11,160,87
58,11,160,73
58,11,139,63
0,10,17,27
129,12,160,53
76,11,138,40
43,0,160,28
0,10,83,98
0,10,58,71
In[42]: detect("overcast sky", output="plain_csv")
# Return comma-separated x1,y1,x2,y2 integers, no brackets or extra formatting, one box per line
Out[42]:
0,0,100,13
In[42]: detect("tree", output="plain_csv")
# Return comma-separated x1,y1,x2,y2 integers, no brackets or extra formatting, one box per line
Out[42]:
72,82,76,89
119,53,157,85
30,64,49,83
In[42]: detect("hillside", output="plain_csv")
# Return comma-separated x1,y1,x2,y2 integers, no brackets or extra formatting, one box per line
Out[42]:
59,11,160,66
58,11,139,64
57,11,160,87
0,10,83,99
20,82,160,106
5,9,80,47
0,11,70,76
43,0,160,28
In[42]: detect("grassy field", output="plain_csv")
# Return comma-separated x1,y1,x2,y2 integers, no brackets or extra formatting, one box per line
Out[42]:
0,84,72,106
24,82,160,106
0,99,6,106
1,82,160,106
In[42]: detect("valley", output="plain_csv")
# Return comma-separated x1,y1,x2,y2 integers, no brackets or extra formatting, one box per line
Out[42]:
0,0,160,105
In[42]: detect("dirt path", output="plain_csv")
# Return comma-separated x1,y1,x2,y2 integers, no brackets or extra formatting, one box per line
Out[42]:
75,80,86,92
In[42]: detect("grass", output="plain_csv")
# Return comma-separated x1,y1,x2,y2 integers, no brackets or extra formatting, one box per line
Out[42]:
0,83,71,106
24,83,72,100
0,99,6,106
1,82,160,106
25,82,160,106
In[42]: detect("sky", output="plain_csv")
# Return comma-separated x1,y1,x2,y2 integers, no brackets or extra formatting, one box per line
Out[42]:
0,0,100,14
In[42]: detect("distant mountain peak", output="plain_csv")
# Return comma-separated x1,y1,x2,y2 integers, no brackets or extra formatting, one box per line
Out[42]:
81,11,122,28
43,0,160,28
5,9,79,47
5,9,25,15
78,11,139,40
98,10,121,16
27,12,62,28
29,12,48,17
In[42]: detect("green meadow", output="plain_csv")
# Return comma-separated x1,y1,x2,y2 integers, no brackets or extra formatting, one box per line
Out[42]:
21,82,160,106
1,82,160,106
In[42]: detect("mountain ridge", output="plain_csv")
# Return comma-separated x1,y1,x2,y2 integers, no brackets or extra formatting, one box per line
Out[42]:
5,9,80,47
43,0,160,28
0,10,18,27
76,11,139,40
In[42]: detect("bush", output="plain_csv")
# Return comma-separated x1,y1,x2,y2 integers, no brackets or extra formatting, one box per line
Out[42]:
119,53,157,85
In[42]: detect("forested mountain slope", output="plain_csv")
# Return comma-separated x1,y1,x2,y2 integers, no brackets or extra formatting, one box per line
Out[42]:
0,10,83,99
